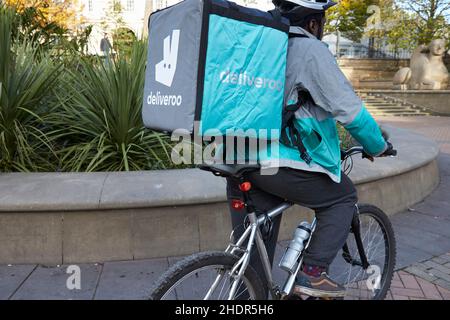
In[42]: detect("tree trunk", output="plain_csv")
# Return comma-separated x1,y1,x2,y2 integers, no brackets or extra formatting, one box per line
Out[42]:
336,30,341,58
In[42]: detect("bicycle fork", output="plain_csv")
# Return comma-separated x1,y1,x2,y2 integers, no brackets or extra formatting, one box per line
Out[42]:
341,210,371,271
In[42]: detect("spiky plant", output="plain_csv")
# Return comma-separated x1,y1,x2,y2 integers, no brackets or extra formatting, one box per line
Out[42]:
49,40,175,172
0,6,61,172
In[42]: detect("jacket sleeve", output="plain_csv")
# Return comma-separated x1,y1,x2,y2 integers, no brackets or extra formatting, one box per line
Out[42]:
297,41,387,156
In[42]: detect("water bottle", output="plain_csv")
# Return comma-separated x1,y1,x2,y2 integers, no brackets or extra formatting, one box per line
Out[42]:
279,221,312,273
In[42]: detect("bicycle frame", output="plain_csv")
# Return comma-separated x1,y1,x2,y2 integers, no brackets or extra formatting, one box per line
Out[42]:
203,200,315,300
210,203,370,300
203,147,375,300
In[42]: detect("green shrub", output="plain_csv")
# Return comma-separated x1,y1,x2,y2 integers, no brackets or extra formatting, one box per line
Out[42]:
0,6,61,172
49,40,175,172
338,123,355,149
113,27,137,58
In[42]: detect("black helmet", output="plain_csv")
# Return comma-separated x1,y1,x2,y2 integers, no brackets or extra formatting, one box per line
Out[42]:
273,0,337,23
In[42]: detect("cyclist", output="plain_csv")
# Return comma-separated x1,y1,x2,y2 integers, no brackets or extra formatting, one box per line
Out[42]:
226,0,395,298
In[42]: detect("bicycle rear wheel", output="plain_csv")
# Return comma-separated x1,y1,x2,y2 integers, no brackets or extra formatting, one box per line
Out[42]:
328,204,396,300
149,251,266,300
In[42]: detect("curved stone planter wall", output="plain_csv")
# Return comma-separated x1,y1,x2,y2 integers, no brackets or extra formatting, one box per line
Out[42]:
0,126,440,264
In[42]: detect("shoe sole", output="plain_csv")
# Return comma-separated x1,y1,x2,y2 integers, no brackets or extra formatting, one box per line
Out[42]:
295,286,346,298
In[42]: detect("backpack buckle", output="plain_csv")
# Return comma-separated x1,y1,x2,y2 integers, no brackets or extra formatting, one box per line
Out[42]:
301,152,312,165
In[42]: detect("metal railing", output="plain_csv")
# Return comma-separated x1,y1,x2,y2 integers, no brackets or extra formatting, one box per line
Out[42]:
337,45,411,59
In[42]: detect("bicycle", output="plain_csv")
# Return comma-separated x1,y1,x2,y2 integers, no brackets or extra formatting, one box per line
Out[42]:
149,146,397,300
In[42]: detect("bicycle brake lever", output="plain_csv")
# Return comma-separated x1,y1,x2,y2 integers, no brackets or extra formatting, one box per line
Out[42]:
362,152,374,162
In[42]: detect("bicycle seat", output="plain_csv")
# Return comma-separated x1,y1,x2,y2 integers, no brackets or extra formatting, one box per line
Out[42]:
199,164,261,178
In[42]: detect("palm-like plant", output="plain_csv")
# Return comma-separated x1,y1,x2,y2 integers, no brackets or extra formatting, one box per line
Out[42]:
50,40,175,172
0,6,61,172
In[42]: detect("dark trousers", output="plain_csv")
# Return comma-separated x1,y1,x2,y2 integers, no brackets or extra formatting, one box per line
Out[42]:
226,168,357,286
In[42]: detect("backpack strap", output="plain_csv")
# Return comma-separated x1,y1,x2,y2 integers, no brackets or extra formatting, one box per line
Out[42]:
282,27,315,164
268,9,282,22
288,26,312,39
280,89,313,165
289,32,308,39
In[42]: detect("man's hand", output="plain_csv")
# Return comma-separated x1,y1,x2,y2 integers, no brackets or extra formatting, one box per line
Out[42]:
379,141,397,157
379,127,397,157
362,152,375,162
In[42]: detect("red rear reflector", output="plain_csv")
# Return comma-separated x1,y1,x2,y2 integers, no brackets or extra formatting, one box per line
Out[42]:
231,200,245,210
239,182,252,192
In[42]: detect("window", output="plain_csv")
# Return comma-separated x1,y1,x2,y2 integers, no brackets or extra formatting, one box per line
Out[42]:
113,0,121,12
154,0,167,10
127,0,135,11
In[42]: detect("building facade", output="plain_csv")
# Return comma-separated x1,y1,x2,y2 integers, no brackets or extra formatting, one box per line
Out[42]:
79,0,152,54
151,0,274,11
80,0,274,54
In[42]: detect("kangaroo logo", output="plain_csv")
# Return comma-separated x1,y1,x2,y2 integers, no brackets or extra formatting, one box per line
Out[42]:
155,30,180,87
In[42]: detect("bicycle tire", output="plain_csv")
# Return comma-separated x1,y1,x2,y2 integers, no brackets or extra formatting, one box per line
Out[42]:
149,251,267,300
331,204,396,300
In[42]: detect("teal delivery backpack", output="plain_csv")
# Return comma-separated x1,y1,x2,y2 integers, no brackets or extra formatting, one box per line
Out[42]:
142,0,289,138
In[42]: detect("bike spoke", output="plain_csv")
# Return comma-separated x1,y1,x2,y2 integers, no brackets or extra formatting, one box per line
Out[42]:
216,272,229,300
329,212,390,300
160,264,256,300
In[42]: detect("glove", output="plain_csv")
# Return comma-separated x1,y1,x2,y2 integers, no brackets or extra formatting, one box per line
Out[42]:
379,141,397,157
379,127,397,157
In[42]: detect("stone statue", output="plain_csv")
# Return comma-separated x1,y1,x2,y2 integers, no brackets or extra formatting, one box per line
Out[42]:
393,39,449,90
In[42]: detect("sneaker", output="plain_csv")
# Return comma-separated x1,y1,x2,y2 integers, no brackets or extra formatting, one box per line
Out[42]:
293,271,346,298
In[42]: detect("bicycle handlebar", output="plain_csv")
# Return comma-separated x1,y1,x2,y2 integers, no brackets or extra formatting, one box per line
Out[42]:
342,146,365,159
341,145,397,161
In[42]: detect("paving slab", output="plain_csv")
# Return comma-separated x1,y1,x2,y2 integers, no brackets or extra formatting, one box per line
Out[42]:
389,211,450,239
10,264,101,300
393,223,450,257
388,267,450,300
434,279,450,291
0,265,36,300
404,266,438,283
410,198,450,219
94,258,169,300
395,242,433,270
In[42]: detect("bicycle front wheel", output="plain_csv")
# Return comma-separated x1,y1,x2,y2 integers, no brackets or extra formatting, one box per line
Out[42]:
328,204,396,300
149,251,266,300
